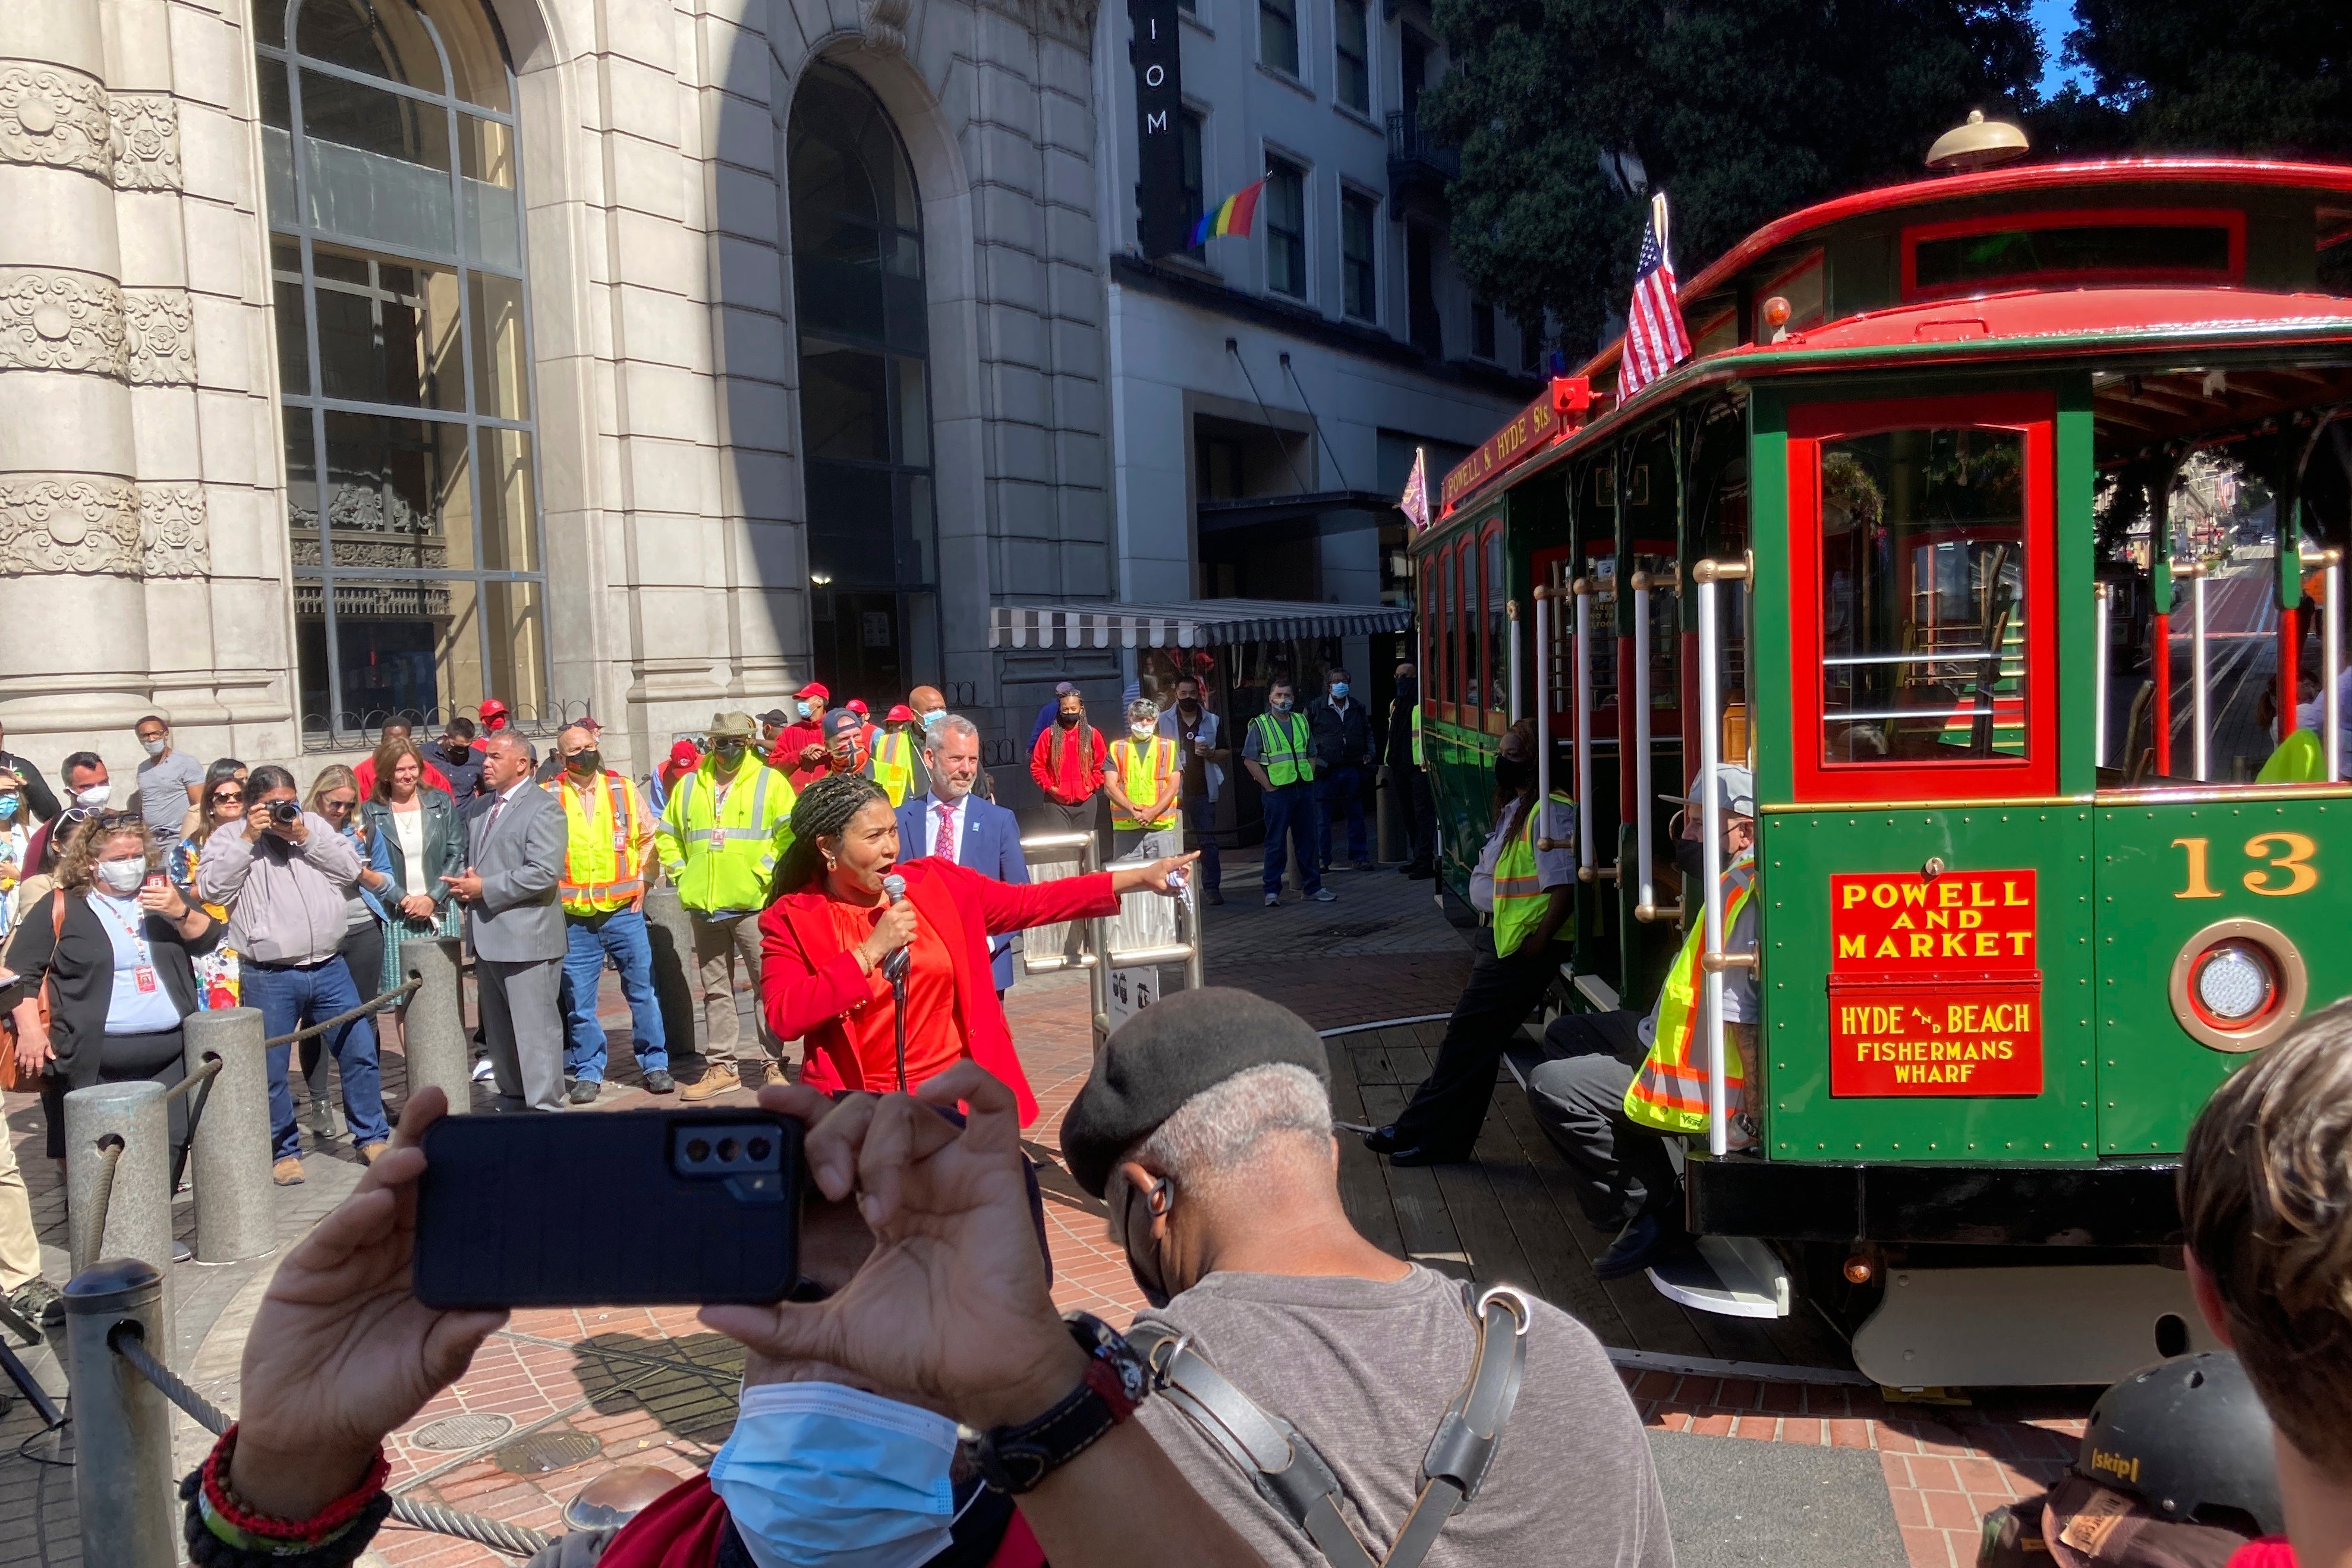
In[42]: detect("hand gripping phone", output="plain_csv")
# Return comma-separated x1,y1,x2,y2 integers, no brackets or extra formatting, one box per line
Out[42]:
413,1110,802,1309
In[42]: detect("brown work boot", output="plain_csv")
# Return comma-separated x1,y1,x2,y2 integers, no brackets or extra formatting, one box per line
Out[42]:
678,1068,735,1103
762,1062,788,1087
272,1157,306,1186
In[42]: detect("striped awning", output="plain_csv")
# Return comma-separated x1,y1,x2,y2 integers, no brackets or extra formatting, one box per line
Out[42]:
990,597,1412,650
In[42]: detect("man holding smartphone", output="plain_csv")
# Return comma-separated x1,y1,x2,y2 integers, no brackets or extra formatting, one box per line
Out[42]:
444,732,569,1113
198,766,391,1183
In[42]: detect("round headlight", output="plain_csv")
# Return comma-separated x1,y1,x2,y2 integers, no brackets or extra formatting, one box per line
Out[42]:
2194,944,2274,1022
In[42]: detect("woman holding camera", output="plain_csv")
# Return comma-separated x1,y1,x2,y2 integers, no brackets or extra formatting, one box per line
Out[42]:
6,810,219,1175
759,773,1194,1123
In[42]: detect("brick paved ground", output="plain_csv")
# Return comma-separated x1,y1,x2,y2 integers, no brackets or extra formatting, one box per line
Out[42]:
0,880,2089,1568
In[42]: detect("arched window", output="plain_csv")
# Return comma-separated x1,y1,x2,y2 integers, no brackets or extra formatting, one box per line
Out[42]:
257,0,543,741
789,65,939,698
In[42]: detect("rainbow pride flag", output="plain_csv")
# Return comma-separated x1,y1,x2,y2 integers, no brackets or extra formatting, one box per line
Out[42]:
1188,178,1265,248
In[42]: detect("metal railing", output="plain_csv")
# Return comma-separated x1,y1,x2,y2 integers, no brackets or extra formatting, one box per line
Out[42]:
1017,831,1207,1044
58,1257,553,1564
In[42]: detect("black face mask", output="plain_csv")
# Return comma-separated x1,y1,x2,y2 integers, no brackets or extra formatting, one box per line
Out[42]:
713,740,747,763
567,750,601,776
1056,710,1081,729
1674,837,1708,881
1116,1178,1175,1310
443,742,470,761
1177,698,1200,713
1493,754,1533,799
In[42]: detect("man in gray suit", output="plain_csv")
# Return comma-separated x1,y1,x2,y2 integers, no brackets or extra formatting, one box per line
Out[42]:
443,732,568,1113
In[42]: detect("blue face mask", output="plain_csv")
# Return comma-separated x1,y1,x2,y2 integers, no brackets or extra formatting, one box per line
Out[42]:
708,1382,962,1568
796,700,814,720
0,796,17,821
1330,682,1350,699
919,708,946,732
1271,697,1293,714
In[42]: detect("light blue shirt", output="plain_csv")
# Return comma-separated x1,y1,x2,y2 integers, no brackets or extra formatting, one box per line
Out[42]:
90,890,182,1033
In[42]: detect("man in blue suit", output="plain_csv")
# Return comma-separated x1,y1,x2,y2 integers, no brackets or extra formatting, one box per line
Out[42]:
895,712,1029,994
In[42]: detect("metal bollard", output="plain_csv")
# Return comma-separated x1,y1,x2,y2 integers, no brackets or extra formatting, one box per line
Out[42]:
643,884,701,1059
65,1259,178,1568
182,1009,276,1264
403,936,474,1113
65,1082,174,1330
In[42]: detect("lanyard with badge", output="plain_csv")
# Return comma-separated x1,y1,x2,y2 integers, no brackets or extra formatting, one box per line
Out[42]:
95,892,160,993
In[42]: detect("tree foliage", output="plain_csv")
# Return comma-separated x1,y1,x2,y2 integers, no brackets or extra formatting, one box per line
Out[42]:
1425,0,2041,357
2042,0,2352,158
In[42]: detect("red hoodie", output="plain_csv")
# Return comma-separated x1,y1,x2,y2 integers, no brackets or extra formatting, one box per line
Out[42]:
1029,722,1105,804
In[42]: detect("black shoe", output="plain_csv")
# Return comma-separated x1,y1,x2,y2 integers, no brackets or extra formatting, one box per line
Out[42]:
568,1079,603,1106
1388,1143,1471,1167
1405,864,1436,880
642,1070,676,1094
1593,1214,1694,1281
1205,889,1224,906
1361,1123,1402,1154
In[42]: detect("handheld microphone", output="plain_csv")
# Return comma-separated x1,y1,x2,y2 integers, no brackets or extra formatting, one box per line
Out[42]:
880,874,911,984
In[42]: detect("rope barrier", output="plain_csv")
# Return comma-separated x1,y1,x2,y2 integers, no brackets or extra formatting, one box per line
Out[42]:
106,1323,556,1558
164,1055,222,1104
263,977,423,1049
74,1138,123,1268
166,1055,225,1194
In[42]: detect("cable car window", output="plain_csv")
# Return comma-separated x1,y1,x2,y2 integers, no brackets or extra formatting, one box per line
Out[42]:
1457,538,1479,710
1820,427,2029,767
1435,547,1453,713
1904,210,2243,300
1484,525,1509,722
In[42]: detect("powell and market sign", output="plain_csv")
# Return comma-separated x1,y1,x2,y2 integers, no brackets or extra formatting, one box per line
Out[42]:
1131,0,1188,259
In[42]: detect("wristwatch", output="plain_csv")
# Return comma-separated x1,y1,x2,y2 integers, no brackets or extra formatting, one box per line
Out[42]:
958,1313,1152,1494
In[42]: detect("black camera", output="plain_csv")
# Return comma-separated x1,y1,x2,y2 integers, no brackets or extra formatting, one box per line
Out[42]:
269,799,302,826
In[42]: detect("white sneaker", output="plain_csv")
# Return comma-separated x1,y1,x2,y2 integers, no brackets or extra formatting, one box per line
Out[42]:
1264,893,1280,908
1726,1110,1760,1152
470,1058,495,1082
1311,888,1337,903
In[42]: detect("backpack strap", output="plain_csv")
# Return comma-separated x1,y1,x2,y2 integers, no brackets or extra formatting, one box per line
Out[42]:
1126,1284,1532,1568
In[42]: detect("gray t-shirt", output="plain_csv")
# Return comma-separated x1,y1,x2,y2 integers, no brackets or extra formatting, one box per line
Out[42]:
1133,1266,1673,1568
136,750,203,835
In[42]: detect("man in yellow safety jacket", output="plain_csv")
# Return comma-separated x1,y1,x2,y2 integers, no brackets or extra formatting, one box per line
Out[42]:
1240,678,1332,907
549,725,669,1103
1520,763,1759,1281
1105,697,1182,861
1367,718,1577,1166
868,704,931,807
654,710,797,1100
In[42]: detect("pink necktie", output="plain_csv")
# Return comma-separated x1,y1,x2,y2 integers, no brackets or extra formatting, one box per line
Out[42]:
934,804,953,861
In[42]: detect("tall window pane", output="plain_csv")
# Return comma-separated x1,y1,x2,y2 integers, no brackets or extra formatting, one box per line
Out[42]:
1266,160,1306,300
1334,0,1370,112
1340,192,1375,320
1261,0,1299,77
260,0,545,742
1179,110,1206,265
791,65,941,698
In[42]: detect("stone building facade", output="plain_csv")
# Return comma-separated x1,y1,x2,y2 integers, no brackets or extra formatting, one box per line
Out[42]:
0,0,1116,786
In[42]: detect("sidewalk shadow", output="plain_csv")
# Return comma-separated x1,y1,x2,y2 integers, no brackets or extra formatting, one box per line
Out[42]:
569,1330,747,1449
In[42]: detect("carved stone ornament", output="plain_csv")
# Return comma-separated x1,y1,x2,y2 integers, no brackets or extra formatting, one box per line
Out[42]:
124,289,196,385
0,63,113,180
861,0,912,54
109,94,182,191
138,483,208,577
0,473,143,575
0,269,128,376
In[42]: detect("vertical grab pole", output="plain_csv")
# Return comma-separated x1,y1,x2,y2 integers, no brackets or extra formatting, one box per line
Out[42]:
1533,587,1552,814
2093,581,2111,770
2328,552,2344,783
1507,600,1522,722
1631,573,1655,910
1573,578,1595,872
1695,561,1728,1158
2187,560,2211,782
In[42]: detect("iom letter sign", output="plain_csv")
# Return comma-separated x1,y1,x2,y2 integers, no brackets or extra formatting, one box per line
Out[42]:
1130,0,1187,258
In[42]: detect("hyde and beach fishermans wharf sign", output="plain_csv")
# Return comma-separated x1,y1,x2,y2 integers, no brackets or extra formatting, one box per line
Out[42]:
1825,870,2044,1097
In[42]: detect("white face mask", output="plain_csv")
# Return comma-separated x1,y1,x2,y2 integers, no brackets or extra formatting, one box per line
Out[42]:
1131,723,1155,740
74,785,110,809
94,858,146,896
141,736,168,757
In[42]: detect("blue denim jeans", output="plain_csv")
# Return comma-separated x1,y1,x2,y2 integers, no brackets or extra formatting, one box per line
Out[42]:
559,907,668,1082
1185,794,1221,892
245,958,390,1161
1318,765,1369,865
1261,782,1323,897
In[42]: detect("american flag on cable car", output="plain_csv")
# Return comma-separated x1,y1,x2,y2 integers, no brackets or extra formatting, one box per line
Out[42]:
1618,193,1690,401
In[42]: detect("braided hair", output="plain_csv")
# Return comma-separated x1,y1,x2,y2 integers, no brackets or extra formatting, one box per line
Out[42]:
772,771,891,897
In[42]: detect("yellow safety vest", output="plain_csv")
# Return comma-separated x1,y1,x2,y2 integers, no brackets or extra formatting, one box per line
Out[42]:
1410,704,1424,767
872,731,918,806
653,757,798,916
1624,857,1758,1135
1491,791,1574,958
554,772,647,914
1110,734,1179,830
1250,710,1316,788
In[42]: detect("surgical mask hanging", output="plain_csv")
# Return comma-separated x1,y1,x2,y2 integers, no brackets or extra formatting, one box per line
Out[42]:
94,858,146,896
707,1383,962,1568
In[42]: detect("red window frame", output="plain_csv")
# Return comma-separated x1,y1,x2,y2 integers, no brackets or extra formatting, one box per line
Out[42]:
1899,207,2246,301
1786,391,2058,804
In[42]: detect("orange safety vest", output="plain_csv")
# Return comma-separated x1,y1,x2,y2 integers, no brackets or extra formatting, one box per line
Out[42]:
555,771,647,913
1109,734,1179,830
1623,857,1757,1135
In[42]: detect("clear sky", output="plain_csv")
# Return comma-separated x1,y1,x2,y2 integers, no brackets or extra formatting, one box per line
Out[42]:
2029,0,2095,96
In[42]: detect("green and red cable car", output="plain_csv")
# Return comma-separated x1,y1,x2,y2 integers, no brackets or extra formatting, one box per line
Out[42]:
1414,145,2352,1385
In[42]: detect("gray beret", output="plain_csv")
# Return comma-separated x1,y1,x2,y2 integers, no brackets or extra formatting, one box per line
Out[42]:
1059,987,1330,1198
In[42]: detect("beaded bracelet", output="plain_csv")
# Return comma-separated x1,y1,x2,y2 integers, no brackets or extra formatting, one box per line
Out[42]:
180,1425,393,1567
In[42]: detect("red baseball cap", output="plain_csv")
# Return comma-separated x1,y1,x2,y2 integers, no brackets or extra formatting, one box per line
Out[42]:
886,704,915,722
478,698,508,722
667,739,701,768
795,682,829,701
847,698,870,716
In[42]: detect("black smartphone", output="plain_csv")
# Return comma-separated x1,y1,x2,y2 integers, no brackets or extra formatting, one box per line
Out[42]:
413,1110,802,1309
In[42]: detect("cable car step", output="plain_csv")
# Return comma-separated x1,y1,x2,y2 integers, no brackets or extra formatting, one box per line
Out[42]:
1645,1235,1791,1320
1850,1264,2219,1388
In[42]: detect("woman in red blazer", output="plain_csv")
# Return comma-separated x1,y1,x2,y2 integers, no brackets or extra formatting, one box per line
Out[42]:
760,773,1194,1123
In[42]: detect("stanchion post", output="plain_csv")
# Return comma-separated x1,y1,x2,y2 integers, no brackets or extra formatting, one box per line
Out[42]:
65,1259,177,1568
65,1082,174,1323
182,1009,276,1264
402,937,473,1112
